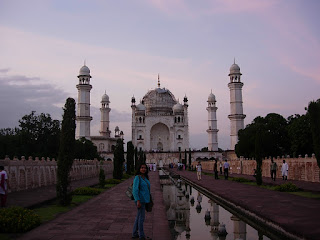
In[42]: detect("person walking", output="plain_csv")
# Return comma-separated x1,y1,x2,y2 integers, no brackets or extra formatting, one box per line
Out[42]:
213,160,218,180
196,161,202,180
132,163,152,240
0,166,9,207
281,160,289,180
223,160,230,180
270,159,277,181
219,161,222,175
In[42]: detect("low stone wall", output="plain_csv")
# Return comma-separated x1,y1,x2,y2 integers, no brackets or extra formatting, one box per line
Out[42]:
0,157,113,192
192,156,320,183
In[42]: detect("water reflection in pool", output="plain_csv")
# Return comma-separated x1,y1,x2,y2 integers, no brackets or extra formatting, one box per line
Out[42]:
160,173,271,240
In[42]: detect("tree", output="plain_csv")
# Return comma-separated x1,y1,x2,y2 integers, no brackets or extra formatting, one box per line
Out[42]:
99,167,105,188
113,138,124,180
56,98,76,206
201,147,208,152
0,128,20,158
74,137,100,160
134,147,139,171
308,99,320,168
183,149,187,166
126,141,134,174
287,114,313,157
188,149,192,170
19,111,60,158
235,113,289,158
255,126,263,185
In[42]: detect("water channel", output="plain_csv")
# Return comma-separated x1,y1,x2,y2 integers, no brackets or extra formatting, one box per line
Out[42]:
159,170,272,240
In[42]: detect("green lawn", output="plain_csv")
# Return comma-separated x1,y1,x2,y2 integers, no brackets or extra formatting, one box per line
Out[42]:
33,195,94,222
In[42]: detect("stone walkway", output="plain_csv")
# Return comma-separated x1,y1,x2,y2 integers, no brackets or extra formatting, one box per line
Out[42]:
170,168,320,240
8,174,112,208
8,168,320,239
18,171,171,240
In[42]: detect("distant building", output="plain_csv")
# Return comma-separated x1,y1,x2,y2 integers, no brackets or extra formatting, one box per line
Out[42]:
75,60,245,156
131,75,189,152
75,64,122,156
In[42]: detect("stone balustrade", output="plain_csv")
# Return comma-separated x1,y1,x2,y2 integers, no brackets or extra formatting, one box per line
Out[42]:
0,157,113,192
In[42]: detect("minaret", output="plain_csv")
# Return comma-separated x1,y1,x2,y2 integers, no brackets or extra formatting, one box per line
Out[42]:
228,60,246,150
100,92,111,138
206,91,218,151
131,95,136,146
183,94,190,150
76,64,93,140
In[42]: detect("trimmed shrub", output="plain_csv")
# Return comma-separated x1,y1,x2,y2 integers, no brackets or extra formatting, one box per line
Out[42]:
0,207,41,233
99,168,106,188
232,177,252,183
274,182,299,192
73,187,104,195
105,179,122,184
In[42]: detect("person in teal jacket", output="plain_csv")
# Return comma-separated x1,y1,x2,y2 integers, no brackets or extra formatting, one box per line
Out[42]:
132,163,151,240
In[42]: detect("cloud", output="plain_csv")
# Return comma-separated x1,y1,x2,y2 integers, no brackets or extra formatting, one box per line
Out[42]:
0,68,10,73
146,0,277,18
260,4,320,85
0,69,69,129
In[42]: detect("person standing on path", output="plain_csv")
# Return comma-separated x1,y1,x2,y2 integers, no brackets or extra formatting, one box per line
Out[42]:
270,159,277,181
0,166,9,207
213,160,218,180
223,160,230,180
196,161,202,180
219,161,222,175
132,163,152,240
281,160,289,180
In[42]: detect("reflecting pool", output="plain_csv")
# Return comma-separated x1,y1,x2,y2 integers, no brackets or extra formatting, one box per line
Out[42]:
160,171,272,240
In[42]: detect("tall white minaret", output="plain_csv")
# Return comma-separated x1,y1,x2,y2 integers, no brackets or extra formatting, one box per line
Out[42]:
228,60,246,150
76,64,93,140
100,92,111,138
206,91,218,151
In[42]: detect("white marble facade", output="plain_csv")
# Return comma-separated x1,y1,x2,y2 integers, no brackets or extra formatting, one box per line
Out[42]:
131,78,189,152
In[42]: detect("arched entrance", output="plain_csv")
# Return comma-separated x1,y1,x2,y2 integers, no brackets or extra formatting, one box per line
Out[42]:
150,123,170,151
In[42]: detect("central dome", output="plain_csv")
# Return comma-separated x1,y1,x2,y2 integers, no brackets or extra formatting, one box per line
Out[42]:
142,88,177,115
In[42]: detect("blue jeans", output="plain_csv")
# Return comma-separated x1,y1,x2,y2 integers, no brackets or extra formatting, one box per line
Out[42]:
132,202,146,238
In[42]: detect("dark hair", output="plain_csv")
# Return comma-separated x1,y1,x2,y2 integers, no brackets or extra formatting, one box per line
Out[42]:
135,163,149,180
0,166,4,170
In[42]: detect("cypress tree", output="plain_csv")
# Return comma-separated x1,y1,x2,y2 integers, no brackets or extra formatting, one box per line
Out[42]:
143,152,146,164
99,167,105,188
255,127,263,186
56,98,76,206
113,138,124,179
126,141,134,174
308,99,320,168
188,149,192,170
134,147,138,170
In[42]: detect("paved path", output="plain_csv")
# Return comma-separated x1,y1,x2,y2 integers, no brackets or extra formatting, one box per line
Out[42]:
170,168,320,240
18,171,171,240
8,174,112,208
228,172,320,193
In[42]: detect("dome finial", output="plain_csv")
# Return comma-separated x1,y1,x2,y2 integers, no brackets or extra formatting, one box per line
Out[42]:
234,57,235,64
157,73,160,88
84,59,86,66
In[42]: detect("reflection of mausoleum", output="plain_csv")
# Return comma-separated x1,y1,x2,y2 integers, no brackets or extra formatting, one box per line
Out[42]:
162,178,190,239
